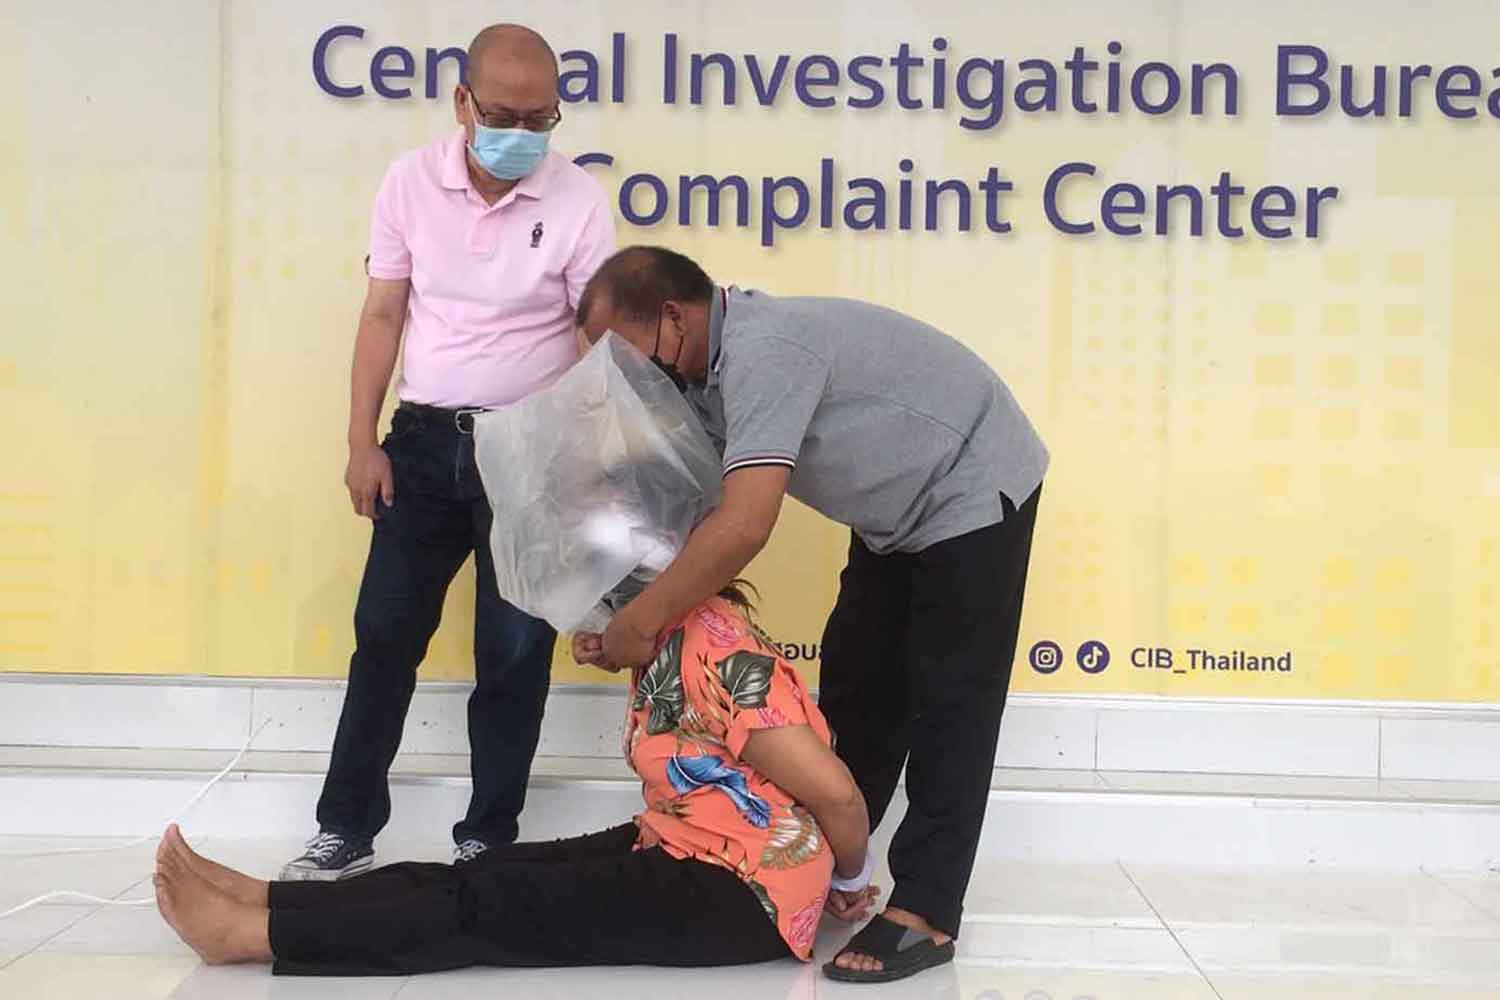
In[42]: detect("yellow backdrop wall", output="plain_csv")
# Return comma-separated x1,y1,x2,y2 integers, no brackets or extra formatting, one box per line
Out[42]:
2,1,1497,702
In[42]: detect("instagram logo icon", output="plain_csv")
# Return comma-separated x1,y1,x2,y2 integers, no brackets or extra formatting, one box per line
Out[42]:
1028,641,1063,674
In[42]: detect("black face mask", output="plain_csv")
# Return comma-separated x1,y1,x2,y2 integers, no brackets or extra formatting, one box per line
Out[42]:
652,307,689,393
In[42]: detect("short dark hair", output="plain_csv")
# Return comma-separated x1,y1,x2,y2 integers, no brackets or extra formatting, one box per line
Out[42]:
578,246,714,329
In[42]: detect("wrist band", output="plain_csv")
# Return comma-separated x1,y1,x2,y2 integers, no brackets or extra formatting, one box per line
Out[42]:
829,849,877,892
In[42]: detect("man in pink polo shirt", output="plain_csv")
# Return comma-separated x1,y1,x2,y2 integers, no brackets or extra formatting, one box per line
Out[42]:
282,24,615,881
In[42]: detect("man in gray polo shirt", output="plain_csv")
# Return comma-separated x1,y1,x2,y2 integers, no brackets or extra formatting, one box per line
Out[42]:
573,246,1047,984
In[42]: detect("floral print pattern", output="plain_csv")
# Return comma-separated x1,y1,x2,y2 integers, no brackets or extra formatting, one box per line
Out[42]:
694,604,745,647
628,597,835,960
788,895,827,955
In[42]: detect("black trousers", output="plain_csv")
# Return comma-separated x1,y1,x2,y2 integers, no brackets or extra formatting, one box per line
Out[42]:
818,485,1041,938
267,824,791,976
316,403,556,847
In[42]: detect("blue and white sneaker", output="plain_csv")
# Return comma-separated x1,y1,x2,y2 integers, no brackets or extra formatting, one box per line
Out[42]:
452,839,490,865
280,831,374,882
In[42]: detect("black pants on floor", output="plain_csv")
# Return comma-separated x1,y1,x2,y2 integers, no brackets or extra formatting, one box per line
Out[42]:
818,485,1041,939
316,403,556,847
267,824,791,976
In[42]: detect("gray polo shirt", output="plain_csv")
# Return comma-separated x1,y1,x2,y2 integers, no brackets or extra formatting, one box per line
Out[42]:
684,287,1049,555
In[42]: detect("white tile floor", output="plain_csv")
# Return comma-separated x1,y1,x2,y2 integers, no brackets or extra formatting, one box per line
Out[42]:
1,836,1498,998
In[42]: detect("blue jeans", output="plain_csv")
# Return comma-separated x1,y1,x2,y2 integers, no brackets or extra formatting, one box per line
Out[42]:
316,403,555,846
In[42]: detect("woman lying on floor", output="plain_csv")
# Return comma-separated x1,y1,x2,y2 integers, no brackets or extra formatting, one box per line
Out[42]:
154,585,879,975
154,334,902,978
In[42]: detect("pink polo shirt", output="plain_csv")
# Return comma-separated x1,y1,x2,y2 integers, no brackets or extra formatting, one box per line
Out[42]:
367,132,615,409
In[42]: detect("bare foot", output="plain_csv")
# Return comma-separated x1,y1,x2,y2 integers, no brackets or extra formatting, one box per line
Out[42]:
155,841,272,965
162,824,268,908
833,906,953,973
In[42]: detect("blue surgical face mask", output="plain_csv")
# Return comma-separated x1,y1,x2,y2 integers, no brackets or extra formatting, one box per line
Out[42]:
467,95,550,180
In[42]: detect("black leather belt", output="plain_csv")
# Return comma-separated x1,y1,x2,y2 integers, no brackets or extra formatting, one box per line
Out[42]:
398,401,492,434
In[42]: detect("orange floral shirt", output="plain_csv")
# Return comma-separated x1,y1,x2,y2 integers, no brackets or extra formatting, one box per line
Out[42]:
626,597,834,960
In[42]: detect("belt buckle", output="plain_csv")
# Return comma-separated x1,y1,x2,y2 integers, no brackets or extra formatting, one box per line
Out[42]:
454,408,486,434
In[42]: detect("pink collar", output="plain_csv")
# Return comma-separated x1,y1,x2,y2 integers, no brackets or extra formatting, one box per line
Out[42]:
441,131,549,202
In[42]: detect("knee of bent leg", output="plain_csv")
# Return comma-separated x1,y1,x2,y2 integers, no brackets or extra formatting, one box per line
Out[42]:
353,596,439,663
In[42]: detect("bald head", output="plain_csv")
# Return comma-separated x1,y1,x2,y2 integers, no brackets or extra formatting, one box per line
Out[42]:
467,24,558,90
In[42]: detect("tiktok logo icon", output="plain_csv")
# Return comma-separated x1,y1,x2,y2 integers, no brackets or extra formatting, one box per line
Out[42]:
1077,640,1111,674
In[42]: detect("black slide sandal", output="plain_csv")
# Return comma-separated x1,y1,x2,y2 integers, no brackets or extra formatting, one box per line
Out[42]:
822,914,956,984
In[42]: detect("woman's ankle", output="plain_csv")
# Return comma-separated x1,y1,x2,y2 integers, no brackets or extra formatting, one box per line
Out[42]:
233,908,275,963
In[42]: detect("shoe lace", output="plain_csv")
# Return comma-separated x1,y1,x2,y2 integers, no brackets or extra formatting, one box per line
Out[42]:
302,832,346,863
453,839,488,863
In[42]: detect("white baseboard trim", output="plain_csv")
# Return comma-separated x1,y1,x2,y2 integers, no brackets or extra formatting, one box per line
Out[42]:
1,768,1495,869
1,673,1497,781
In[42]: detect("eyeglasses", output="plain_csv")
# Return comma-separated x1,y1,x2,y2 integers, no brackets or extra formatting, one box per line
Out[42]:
467,89,563,133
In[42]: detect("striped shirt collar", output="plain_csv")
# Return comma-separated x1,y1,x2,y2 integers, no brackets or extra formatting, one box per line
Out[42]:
706,285,729,389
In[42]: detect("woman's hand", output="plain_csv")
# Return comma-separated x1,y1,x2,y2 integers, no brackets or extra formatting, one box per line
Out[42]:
825,885,880,923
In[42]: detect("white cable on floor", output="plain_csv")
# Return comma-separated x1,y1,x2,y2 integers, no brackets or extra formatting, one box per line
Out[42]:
0,719,274,921
0,891,156,918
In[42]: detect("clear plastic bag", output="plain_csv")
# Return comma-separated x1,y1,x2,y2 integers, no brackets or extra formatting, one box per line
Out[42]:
472,332,723,633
